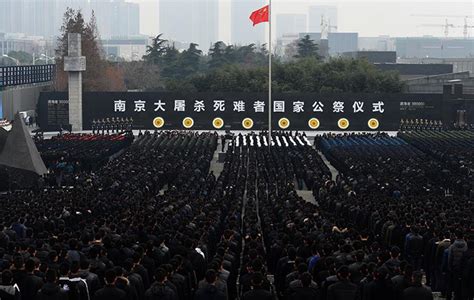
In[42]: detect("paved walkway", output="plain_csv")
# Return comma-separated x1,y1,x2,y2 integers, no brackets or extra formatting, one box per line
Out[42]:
317,150,339,180
209,140,224,177
296,190,318,205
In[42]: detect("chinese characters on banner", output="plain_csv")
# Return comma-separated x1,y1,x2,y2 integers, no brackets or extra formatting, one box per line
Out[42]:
113,99,385,114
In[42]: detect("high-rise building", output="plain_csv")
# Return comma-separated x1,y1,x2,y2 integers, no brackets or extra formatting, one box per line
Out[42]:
231,0,265,46
396,37,474,59
159,0,218,51
0,0,21,34
90,0,140,38
299,32,358,56
276,14,307,38
308,5,337,33
0,0,138,39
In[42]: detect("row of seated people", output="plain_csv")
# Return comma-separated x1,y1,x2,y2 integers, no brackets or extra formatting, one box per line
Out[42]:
35,133,134,187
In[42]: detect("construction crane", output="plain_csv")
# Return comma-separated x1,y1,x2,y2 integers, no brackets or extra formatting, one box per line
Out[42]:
418,19,455,38
320,15,337,39
454,17,474,38
412,14,473,38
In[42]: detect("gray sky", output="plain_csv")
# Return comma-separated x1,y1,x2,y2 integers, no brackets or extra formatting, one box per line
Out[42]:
130,0,473,41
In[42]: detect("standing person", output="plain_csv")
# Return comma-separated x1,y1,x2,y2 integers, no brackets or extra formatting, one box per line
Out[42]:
402,271,433,300
194,269,226,300
93,270,126,300
363,267,395,300
404,227,423,271
0,270,21,300
36,270,69,300
460,239,474,300
288,272,318,300
326,266,358,300
22,259,43,300
221,135,226,152
242,273,273,300
145,268,177,300
446,230,468,300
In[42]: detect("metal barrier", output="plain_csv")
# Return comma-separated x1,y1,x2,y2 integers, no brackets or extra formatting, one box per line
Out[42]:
0,64,55,88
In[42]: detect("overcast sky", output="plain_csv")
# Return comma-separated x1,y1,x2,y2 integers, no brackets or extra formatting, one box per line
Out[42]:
130,0,473,41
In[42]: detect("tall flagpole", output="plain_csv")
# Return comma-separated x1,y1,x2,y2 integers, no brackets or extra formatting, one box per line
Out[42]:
268,0,272,146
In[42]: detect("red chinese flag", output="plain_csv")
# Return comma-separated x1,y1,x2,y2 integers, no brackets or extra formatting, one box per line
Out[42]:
249,5,269,26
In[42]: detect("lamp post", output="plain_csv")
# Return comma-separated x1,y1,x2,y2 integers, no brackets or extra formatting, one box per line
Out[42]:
40,54,54,64
2,54,19,66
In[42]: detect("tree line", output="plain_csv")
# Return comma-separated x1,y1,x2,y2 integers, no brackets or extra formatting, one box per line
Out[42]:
55,9,403,93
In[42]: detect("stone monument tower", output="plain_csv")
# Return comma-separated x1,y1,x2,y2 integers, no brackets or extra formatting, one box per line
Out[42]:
64,33,86,131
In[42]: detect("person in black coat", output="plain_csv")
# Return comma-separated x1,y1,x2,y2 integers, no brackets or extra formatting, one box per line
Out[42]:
145,268,178,300
242,272,273,300
391,263,413,300
35,270,68,300
288,272,319,300
326,266,358,300
194,269,226,300
93,270,127,300
402,271,433,300
460,239,474,300
0,270,21,300
22,259,44,300
363,267,396,300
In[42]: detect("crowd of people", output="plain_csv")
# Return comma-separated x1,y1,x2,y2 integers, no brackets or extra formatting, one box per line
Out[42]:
34,133,134,187
0,129,472,300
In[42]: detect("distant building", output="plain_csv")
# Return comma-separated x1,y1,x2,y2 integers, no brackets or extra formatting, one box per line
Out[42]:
343,51,397,64
102,36,150,61
358,36,395,51
398,57,474,75
300,32,358,57
160,0,218,51
375,63,453,80
403,71,474,94
0,33,52,57
276,14,307,38
0,0,139,39
396,37,474,59
90,0,140,38
231,0,265,46
308,5,337,33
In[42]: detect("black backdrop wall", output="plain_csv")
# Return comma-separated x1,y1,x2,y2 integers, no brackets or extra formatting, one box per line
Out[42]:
38,92,452,131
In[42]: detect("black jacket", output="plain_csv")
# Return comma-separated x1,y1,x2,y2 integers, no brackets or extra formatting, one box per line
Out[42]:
326,279,358,300
288,287,319,300
363,279,395,300
93,285,127,300
145,282,178,300
79,270,102,296
22,273,44,300
0,284,21,300
242,288,273,300
461,249,474,293
194,283,226,300
35,283,68,300
402,284,433,300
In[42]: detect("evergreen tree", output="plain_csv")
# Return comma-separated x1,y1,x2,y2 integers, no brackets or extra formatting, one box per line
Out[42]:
55,8,124,91
208,41,228,69
295,35,319,59
143,34,168,65
181,43,203,73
